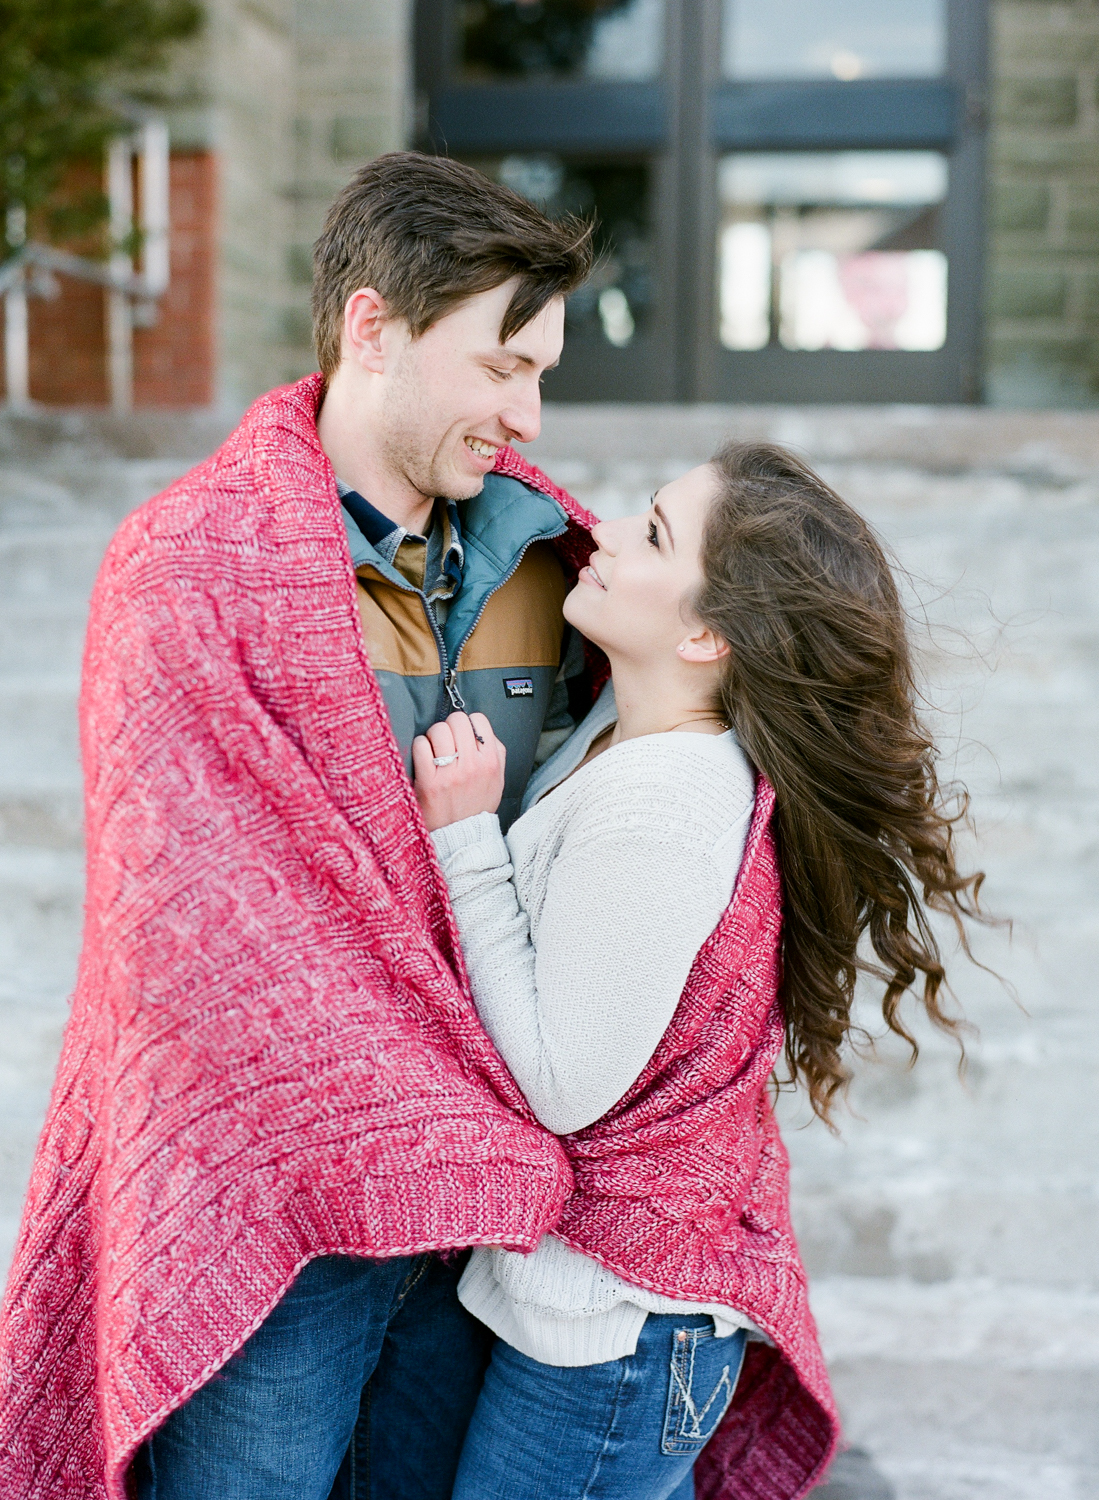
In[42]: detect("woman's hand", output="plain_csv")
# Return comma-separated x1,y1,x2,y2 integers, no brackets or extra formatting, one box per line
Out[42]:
413,712,507,832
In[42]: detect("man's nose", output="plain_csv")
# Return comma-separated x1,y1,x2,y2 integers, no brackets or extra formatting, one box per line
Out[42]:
500,381,542,445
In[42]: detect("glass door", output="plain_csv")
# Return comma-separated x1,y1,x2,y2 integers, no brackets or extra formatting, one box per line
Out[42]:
415,0,677,400
704,0,987,401
414,0,988,402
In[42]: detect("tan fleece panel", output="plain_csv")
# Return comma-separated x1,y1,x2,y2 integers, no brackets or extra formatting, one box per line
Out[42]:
355,567,440,677
355,542,567,678
456,543,567,672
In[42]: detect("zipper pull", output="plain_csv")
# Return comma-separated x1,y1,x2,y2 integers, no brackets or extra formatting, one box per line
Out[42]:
445,669,466,712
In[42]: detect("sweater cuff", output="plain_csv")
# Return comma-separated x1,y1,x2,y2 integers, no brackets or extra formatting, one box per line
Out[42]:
430,811,506,865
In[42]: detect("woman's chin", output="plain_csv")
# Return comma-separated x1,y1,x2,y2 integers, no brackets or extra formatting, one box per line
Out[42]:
563,589,602,642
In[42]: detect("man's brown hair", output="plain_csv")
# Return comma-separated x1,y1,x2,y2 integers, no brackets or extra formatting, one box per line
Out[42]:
311,152,594,376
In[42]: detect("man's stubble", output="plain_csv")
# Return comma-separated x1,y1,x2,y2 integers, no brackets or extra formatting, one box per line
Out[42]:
379,345,485,507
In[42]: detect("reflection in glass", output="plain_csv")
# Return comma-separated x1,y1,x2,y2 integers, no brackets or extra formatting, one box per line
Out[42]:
722,0,945,81
466,155,653,346
458,0,663,82
718,152,948,352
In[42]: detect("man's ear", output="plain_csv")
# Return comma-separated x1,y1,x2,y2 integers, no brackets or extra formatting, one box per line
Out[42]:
343,287,389,374
676,626,730,665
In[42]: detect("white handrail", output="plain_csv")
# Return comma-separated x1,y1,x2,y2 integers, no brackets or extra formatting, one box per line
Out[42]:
107,135,134,413
2,111,171,412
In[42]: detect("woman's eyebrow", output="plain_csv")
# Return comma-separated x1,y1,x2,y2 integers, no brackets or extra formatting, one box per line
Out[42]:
653,502,674,549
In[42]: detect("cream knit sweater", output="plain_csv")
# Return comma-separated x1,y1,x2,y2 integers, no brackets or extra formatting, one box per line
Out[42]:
432,682,764,1365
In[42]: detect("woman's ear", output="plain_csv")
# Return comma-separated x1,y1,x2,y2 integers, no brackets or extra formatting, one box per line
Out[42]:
676,626,730,665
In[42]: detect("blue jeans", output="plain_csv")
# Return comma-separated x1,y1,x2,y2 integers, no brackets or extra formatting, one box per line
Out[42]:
132,1251,493,1500
451,1316,749,1500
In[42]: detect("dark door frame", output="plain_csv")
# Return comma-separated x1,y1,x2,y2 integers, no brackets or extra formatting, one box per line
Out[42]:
413,0,989,403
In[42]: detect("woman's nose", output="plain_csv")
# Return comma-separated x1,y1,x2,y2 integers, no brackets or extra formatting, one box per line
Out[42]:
590,518,618,553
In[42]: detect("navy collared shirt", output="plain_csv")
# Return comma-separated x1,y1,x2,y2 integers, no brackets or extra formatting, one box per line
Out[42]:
338,481,464,609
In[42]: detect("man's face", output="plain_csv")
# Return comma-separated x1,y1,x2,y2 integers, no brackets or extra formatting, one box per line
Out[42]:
377,278,565,503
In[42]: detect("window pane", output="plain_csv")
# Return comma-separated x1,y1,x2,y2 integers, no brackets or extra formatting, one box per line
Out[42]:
463,155,654,346
722,0,946,80
718,152,948,352
457,0,664,82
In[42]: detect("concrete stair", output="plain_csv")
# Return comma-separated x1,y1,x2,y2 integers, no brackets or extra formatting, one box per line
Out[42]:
2,404,1098,1498
526,408,1099,1500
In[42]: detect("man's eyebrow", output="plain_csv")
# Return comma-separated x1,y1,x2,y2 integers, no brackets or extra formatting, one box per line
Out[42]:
494,349,560,371
654,501,674,548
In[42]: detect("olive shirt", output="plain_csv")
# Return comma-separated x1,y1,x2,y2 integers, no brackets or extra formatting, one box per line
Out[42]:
338,474,582,831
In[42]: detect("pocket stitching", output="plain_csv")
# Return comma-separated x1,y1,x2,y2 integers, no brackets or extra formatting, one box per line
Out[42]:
661,1327,745,1457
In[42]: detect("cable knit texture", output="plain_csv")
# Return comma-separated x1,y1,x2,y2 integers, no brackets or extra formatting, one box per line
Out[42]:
553,773,840,1499
0,376,584,1500
0,374,838,1500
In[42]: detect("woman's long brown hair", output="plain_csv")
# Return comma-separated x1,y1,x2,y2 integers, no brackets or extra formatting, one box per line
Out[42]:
694,441,986,1124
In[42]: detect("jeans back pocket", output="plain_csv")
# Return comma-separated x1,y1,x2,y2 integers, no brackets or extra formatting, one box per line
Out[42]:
660,1325,747,1456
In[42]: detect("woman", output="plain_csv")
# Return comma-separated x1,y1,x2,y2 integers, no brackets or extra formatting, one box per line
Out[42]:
413,442,984,1500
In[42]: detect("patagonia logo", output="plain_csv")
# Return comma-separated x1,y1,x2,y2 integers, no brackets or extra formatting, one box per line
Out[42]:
503,677,534,698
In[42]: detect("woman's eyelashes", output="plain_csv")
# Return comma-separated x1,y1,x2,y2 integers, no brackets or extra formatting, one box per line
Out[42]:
646,517,659,549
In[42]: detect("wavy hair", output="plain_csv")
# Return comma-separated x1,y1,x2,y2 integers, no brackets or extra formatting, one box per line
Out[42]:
694,442,987,1123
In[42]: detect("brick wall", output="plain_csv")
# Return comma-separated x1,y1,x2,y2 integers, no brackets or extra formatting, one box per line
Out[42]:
133,152,217,407
987,0,1099,404
1,152,216,409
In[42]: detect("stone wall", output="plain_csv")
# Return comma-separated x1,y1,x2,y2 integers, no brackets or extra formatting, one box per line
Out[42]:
987,0,1099,404
283,0,413,385
188,0,411,403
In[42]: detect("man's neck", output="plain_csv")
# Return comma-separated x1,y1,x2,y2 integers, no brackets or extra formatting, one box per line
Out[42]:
317,378,435,535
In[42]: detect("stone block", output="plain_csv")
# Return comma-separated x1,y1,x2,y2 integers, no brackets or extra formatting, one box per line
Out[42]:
992,137,1099,173
995,77,1078,128
330,115,393,162
280,306,314,348
1066,191,1099,241
989,181,1050,232
1081,273,1099,318
287,244,314,286
984,336,1099,405
996,17,1099,70
989,268,1069,318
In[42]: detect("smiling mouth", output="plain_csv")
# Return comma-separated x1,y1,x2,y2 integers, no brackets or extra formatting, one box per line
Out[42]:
465,437,499,459
580,563,607,590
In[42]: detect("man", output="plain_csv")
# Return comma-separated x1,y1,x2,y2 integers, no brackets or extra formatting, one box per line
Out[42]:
0,153,596,1500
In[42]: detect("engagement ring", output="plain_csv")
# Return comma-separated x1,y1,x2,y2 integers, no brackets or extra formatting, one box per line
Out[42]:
432,753,459,767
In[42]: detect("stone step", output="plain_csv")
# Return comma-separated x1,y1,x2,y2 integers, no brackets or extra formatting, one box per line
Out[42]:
0,455,192,526
811,1277,1099,1500
0,848,82,1273
0,607,89,675
0,527,116,604
1,414,1097,1500
0,677,81,785
528,403,1099,476
0,847,85,979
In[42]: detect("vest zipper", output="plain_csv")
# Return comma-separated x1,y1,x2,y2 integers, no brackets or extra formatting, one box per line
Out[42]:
362,515,568,712
412,591,467,711
445,522,568,700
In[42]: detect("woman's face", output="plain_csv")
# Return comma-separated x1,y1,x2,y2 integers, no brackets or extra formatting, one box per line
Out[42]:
563,463,718,664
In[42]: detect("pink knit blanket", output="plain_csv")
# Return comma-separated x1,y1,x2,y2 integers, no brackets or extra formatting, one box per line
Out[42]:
0,376,579,1497
0,373,837,1498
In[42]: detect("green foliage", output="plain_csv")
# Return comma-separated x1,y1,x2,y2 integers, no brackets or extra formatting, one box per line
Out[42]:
0,0,202,237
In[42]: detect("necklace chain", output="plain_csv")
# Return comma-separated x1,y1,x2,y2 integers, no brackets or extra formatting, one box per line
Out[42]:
665,714,729,734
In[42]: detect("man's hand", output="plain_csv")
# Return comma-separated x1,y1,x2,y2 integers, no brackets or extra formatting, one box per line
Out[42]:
413,712,507,832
